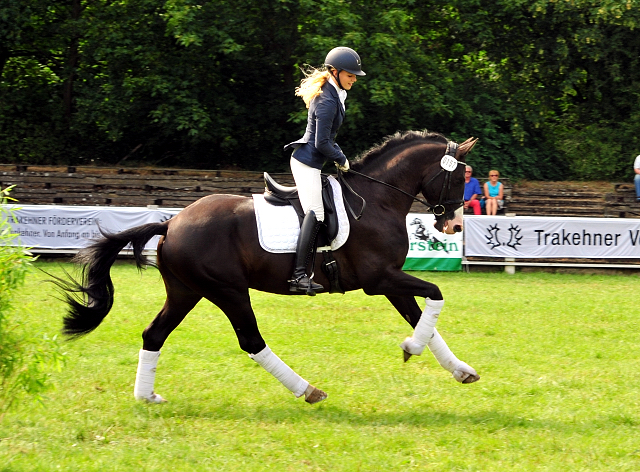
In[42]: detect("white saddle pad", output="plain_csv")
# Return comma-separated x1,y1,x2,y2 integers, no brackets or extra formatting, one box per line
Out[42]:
252,175,350,253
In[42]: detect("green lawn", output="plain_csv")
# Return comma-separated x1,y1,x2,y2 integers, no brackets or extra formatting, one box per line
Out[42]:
2,261,640,471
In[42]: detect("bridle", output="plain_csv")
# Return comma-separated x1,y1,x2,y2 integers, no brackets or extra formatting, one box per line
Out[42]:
337,141,466,220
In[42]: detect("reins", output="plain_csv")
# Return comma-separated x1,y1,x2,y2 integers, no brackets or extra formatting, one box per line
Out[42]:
337,140,466,220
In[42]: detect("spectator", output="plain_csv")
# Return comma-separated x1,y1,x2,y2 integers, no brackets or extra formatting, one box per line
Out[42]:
634,154,640,202
484,170,504,215
464,165,482,215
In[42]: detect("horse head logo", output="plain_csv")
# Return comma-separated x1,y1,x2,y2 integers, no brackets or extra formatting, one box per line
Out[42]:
410,218,429,241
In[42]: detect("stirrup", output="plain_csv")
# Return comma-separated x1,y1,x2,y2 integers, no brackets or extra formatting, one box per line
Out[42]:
289,274,324,296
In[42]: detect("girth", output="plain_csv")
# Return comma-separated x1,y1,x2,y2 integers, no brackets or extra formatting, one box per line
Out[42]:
263,172,340,245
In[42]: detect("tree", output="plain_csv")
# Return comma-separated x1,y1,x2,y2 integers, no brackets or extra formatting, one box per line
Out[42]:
2,0,640,180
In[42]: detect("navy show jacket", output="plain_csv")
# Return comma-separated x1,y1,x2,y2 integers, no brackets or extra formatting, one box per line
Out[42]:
284,81,348,169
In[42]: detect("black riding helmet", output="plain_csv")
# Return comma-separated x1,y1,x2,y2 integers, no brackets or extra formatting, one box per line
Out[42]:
325,47,366,89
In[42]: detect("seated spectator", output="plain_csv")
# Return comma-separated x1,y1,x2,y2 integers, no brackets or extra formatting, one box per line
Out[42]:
483,170,504,215
464,165,482,215
634,154,640,202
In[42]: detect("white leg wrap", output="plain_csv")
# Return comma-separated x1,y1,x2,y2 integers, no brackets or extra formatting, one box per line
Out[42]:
249,345,309,398
428,328,478,383
400,298,445,356
134,349,166,403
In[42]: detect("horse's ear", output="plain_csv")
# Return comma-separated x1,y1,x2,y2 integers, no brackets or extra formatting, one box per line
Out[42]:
458,137,478,157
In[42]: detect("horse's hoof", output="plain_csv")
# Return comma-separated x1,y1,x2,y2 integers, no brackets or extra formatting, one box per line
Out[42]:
403,350,412,362
304,384,327,404
462,374,480,384
136,392,167,403
452,362,480,384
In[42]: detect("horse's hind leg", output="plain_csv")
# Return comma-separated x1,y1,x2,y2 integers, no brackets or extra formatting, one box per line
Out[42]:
386,295,479,384
212,290,327,404
134,280,202,403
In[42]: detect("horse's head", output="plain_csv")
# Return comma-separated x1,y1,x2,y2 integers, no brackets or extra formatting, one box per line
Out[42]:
348,131,478,234
421,137,478,235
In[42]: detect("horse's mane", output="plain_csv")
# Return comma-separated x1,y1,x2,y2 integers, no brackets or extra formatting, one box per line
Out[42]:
351,130,448,171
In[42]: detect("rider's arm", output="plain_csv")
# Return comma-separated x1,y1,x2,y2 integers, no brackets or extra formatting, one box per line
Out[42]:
314,95,347,166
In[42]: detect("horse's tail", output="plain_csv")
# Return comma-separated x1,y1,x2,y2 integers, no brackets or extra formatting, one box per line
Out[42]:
52,222,169,338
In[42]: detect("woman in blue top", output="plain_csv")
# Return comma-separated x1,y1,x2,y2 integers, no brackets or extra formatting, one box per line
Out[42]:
283,47,365,295
483,169,504,215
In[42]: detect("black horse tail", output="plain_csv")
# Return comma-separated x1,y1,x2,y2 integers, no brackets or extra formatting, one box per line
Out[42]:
53,222,169,338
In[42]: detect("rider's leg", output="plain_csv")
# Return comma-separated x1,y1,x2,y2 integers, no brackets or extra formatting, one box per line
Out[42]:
290,157,324,222
289,157,324,295
289,210,324,295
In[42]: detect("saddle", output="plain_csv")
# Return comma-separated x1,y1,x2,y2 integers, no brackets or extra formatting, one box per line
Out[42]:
262,172,343,293
263,172,339,246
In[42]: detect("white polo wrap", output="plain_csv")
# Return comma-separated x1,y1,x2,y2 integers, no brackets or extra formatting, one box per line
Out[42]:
400,298,445,356
134,349,165,403
428,328,478,382
249,345,309,398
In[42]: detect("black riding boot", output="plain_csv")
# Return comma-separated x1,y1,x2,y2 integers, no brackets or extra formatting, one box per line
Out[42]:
289,211,324,296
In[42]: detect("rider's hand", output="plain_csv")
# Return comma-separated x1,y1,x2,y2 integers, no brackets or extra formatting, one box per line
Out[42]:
336,159,350,172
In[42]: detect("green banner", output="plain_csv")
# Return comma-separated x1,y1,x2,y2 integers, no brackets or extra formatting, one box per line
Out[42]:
403,257,461,271
404,213,463,271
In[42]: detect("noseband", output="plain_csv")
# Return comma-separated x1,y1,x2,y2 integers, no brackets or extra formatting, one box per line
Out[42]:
338,140,466,219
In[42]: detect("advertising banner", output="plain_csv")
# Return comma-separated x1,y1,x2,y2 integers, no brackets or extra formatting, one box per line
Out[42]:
5,205,463,271
403,213,463,271
464,215,640,258
6,205,180,250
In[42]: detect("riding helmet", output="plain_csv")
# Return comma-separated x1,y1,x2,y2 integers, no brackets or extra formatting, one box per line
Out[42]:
324,47,366,76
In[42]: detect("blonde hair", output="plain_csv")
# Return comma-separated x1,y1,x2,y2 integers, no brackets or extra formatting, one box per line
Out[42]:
295,66,332,108
489,169,500,177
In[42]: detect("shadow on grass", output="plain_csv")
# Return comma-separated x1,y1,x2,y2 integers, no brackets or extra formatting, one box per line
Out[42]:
134,400,574,433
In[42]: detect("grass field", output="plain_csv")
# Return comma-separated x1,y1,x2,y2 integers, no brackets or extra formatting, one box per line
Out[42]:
2,261,640,471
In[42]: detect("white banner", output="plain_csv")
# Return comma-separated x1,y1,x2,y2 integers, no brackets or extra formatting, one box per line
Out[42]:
403,213,463,270
3,205,464,270
464,216,640,258
5,205,181,250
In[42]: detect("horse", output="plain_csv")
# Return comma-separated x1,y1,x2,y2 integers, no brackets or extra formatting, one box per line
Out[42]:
53,130,479,405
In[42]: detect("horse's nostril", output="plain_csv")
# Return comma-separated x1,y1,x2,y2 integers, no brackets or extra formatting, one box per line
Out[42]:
454,225,463,233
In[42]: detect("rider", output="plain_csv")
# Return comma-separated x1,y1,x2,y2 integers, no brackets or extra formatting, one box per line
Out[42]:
284,46,366,295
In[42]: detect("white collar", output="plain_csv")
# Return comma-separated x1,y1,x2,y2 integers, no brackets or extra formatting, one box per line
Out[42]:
329,76,347,109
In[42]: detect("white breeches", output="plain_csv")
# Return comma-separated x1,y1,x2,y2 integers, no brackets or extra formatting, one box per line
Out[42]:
249,345,309,397
290,156,324,222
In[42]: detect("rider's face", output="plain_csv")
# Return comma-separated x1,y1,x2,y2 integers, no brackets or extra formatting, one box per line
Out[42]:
334,70,357,90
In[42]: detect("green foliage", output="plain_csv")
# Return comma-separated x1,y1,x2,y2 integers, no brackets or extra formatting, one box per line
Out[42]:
0,187,65,419
1,0,640,178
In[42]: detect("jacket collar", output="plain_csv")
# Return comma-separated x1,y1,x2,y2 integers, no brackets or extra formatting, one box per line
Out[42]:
327,77,347,111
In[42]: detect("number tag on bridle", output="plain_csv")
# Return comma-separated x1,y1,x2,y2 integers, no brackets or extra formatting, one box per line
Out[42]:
440,155,458,172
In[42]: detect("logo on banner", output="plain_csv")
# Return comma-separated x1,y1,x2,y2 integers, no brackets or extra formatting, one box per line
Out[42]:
410,217,449,253
485,223,523,250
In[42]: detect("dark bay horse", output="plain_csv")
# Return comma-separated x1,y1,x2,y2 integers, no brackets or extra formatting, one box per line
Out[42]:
55,130,479,404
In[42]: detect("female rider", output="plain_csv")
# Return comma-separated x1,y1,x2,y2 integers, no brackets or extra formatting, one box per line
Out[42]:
284,47,366,295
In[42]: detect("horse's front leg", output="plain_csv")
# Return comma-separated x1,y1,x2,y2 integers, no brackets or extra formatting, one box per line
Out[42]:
374,274,479,384
386,295,478,383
